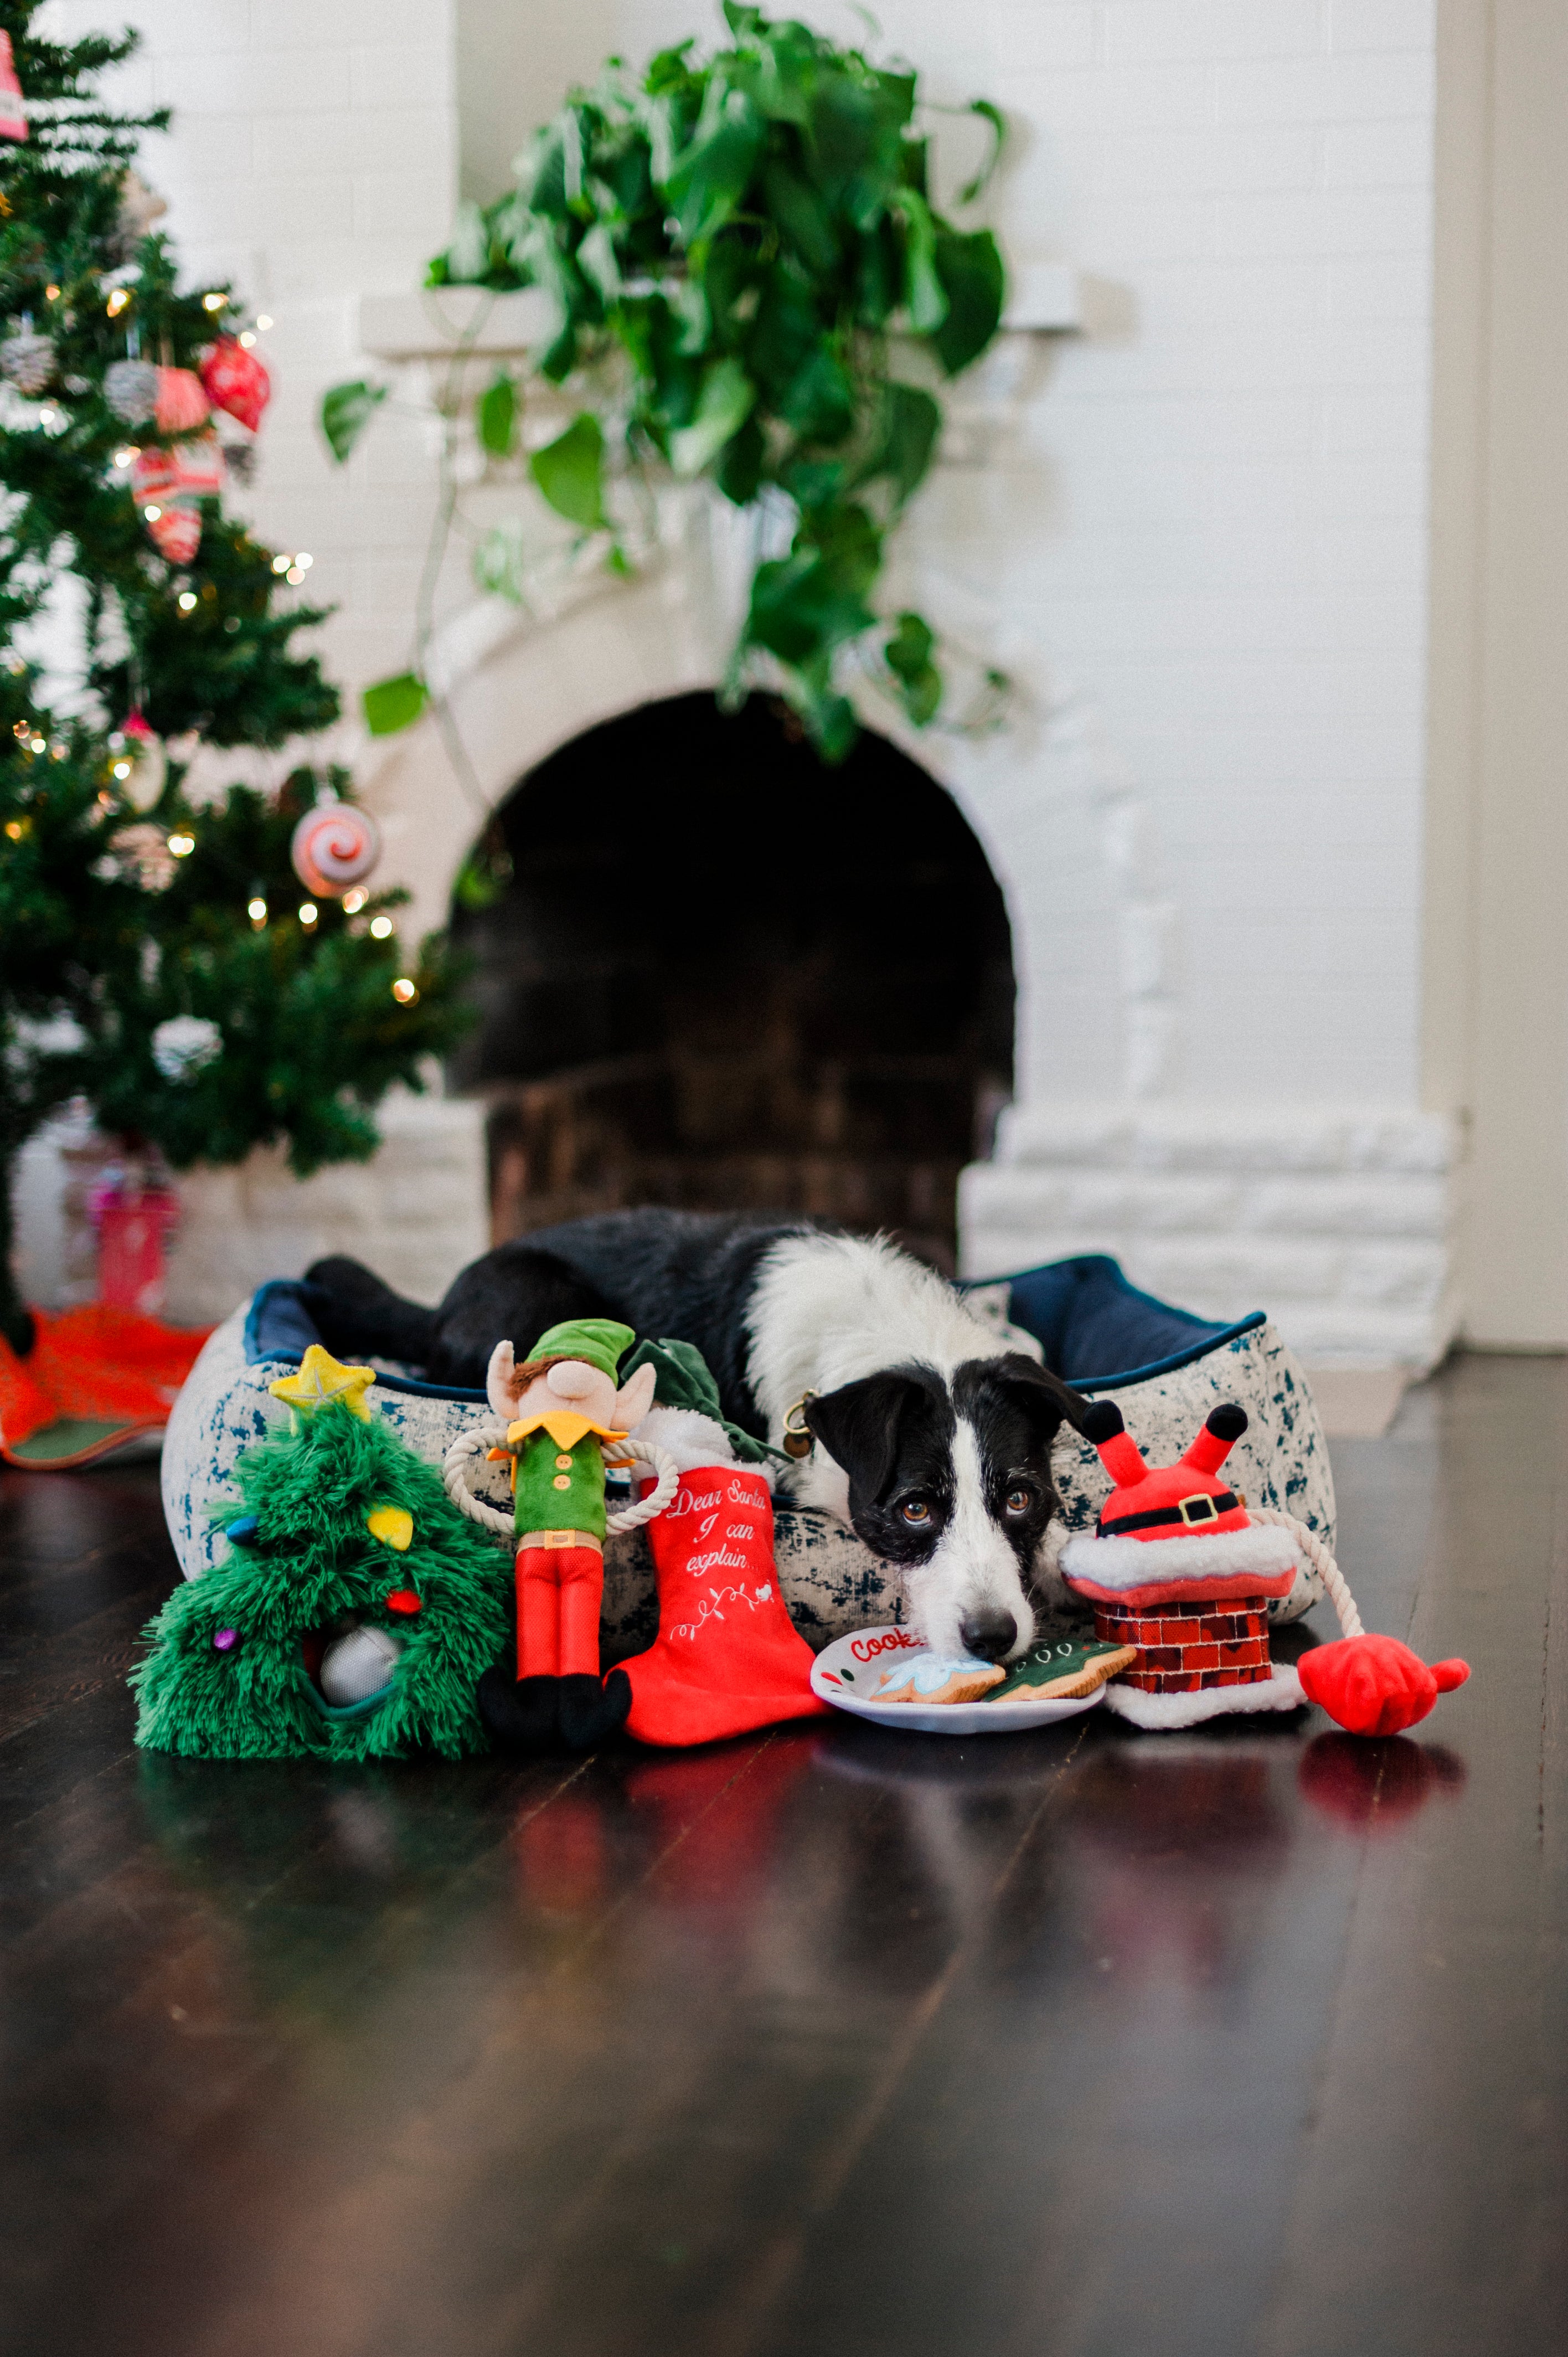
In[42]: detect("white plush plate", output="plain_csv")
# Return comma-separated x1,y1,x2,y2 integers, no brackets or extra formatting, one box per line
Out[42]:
811,1627,1107,1736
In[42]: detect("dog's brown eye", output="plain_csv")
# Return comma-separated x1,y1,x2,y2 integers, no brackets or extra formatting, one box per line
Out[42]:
900,1497,933,1527
1005,1486,1034,1515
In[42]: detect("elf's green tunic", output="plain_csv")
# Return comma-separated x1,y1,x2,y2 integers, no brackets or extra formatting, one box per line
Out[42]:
506,1411,618,1542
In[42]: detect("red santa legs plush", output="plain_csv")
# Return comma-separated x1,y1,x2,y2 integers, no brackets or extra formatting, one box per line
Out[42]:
1062,1399,1470,1736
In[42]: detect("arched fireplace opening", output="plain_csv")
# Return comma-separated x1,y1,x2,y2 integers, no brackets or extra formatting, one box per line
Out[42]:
448,692,1014,1271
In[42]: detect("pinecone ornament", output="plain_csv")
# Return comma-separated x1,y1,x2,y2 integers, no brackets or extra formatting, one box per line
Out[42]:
97,822,177,892
201,337,270,433
1,331,55,394
104,358,159,422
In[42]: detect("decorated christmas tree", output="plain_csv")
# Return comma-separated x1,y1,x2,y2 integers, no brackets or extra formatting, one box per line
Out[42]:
132,1350,512,1761
0,6,467,1362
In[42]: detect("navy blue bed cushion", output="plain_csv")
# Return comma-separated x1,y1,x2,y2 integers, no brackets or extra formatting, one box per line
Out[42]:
972,1254,1263,1391
245,1254,1263,1399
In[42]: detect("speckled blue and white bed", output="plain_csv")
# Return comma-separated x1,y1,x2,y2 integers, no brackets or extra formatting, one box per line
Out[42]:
162,1254,1334,1656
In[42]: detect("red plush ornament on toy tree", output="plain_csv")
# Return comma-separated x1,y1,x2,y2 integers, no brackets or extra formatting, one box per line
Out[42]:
201,336,270,433
1063,1398,1470,1737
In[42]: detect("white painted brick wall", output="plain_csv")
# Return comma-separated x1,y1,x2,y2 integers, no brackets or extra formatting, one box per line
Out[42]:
34,2,1450,1355
158,1090,488,1326
961,1104,1462,1365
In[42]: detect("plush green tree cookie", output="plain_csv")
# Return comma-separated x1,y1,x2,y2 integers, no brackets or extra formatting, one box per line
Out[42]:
132,1346,511,1759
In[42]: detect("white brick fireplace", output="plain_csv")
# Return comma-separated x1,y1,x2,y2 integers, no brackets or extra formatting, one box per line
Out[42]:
43,0,1471,1380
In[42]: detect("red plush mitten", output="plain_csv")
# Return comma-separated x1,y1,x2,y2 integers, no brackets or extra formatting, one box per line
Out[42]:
622,1465,828,1747
1297,1633,1469,1737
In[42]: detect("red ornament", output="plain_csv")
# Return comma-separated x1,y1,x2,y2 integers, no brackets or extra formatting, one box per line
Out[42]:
0,30,27,143
384,1589,424,1616
290,800,381,898
173,431,224,497
201,336,270,434
131,445,178,510
147,505,202,563
130,444,214,562
154,366,210,433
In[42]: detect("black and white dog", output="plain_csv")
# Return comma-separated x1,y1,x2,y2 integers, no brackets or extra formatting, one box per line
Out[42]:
307,1210,1087,1664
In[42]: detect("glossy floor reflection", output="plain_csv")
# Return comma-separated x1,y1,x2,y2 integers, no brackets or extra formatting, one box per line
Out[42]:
0,1353,1563,2357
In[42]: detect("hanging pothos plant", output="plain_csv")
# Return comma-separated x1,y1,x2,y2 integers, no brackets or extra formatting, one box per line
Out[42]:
323,3,1008,764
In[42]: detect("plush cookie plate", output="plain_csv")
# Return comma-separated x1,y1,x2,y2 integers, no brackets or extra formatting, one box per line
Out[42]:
811,1627,1113,1735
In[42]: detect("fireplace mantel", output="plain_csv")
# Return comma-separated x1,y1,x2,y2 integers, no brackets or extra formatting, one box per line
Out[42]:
354,264,1082,363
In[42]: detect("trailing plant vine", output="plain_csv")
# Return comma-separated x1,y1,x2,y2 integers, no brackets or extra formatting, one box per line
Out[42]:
324,2,1008,763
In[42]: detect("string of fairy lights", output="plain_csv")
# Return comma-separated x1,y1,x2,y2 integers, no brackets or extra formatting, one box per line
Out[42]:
4,265,422,1010
4,714,420,1008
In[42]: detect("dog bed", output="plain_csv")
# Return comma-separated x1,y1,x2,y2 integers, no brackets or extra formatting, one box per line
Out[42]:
161,1255,1334,1655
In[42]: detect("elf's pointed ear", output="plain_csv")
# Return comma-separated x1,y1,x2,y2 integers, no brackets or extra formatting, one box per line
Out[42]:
486,1339,521,1419
612,1360,657,1429
805,1369,943,1501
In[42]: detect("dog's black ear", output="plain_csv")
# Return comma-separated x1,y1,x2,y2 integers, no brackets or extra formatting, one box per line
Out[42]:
983,1353,1090,1443
805,1370,939,1500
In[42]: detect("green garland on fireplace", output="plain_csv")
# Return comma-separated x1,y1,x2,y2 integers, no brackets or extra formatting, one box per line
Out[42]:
323,3,1009,765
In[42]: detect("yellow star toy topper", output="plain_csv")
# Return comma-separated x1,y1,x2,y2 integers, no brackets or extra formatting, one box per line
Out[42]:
269,1344,378,1421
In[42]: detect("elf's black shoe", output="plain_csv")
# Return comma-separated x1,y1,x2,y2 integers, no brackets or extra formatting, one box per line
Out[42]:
477,1668,561,1754
556,1668,632,1752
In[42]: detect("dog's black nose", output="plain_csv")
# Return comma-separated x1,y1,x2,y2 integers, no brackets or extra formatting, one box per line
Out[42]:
960,1607,1017,1662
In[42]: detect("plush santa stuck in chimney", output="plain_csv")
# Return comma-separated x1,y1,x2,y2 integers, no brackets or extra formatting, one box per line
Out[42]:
1061,1399,1471,1734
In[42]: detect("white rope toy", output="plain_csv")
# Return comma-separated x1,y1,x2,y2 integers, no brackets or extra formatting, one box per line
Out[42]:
1248,1505,1365,1639
442,1425,679,1539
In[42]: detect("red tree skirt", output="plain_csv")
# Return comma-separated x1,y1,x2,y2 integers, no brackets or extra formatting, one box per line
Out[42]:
0,1307,212,1468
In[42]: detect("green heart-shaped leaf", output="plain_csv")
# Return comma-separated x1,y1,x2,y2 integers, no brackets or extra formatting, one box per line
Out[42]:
362,672,428,737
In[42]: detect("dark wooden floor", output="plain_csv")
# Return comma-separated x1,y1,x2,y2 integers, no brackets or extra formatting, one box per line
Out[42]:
1,1352,1564,2357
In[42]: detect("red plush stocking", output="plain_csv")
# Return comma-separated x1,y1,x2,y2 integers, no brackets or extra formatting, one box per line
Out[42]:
621,1465,829,1746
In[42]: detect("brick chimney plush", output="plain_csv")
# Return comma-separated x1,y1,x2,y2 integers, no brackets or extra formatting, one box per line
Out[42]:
1060,1399,1309,1728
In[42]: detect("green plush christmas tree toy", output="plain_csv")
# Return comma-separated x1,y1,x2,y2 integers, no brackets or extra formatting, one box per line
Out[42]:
132,1347,512,1760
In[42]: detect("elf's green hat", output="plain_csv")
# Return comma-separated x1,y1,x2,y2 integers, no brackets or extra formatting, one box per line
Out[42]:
524,1318,636,1384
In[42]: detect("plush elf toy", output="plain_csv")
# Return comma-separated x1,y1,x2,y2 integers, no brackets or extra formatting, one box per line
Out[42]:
1061,1398,1470,1735
447,1332,827,1751
473,1318,660,1753
132,1345,510,1759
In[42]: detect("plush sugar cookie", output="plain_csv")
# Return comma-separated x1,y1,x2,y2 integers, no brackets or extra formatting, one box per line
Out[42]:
871,1653,1007,1706
987,1636,1137,1701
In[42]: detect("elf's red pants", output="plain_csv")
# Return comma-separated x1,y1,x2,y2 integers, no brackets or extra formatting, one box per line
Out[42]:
515,1541,605,1680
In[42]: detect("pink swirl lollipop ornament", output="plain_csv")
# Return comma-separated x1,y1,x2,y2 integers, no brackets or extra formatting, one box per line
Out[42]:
290,799,381,900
